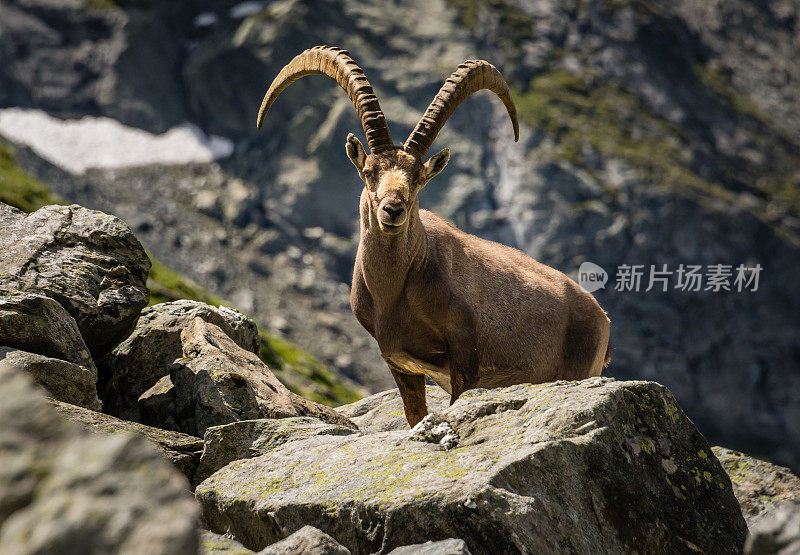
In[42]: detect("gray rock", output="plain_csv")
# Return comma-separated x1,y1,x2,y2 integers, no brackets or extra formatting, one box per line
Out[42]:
388,539,472,555
196,379,746,553
259,526,350,555
136,374,180,431
53,399,204,483
713,446,800,528
171,318,354,437
201,530,255,554
0,357,198,553
196,417,358,485
0,288,96,372
100,300,260,416
745,502,800,555
0,348,100,410
286,389,358,430
0,203,149,358
336,386,450,432
0,0,189,132
410,414,460,451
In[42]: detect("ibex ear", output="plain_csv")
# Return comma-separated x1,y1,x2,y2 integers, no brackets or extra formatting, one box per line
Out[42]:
421,148,450,185
345,133,367,171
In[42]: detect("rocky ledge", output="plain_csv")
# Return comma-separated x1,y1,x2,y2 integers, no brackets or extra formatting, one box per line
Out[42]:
1,200,798,554
197,378,746,553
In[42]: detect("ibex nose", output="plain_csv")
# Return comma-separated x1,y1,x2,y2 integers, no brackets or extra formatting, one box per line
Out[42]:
382,203,404,220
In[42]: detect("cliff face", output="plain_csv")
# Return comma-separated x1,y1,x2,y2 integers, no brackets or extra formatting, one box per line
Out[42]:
1,0,799,469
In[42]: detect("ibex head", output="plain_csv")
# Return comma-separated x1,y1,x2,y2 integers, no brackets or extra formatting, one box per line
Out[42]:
257,45,519,235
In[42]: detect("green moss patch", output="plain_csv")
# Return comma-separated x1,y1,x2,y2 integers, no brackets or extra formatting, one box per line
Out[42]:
0,143,65,212
147,257,226,307
260,332,362,406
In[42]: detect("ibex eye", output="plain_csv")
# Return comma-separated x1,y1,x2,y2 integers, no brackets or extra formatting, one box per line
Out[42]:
363,169,372,177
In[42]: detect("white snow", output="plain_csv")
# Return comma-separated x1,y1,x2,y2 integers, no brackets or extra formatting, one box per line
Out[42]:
193,12,219,27
229,2,265,19
0,108,234,175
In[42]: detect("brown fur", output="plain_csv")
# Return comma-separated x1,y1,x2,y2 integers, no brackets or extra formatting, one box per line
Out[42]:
346,138,611,427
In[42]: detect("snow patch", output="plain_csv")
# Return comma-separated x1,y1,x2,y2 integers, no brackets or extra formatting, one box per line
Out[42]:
193,12,219,27
0,108,234,174
229,2,265,19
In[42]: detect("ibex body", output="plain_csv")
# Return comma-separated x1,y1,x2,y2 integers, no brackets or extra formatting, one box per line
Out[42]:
259,46,611,426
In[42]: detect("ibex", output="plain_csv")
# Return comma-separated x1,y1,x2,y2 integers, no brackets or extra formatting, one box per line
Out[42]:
258,46,611,426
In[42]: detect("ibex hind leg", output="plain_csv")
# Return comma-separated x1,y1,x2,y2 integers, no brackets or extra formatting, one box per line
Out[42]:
561,312,610,379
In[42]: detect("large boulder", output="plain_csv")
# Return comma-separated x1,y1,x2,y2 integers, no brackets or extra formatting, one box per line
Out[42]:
713,446,800,528
0,203,150,358
52,400,204,483
100,300,260,416
336,386,451,432
196,378,746,553
169,318,353,436
196,417,358,485
0,348,100,410
0,357,198,553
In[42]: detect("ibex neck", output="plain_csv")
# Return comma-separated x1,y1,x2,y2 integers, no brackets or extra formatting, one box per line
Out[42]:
357,190,427,302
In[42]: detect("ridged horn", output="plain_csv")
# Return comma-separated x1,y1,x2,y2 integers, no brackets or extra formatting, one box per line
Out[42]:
404,60,519,159
257,45,394,153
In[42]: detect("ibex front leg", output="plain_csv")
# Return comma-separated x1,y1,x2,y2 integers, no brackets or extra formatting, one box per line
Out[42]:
445,299,480,405
388,363,428,427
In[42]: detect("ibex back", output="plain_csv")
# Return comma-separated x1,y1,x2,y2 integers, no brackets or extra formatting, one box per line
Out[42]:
258,46,611,427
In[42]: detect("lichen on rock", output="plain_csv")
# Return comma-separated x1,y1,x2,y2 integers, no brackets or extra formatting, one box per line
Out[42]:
196,379,746,554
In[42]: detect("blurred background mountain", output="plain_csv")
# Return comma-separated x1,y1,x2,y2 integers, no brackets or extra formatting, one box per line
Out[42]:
0,0,798,470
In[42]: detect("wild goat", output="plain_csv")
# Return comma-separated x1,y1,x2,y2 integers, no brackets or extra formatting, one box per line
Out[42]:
258,45,611,426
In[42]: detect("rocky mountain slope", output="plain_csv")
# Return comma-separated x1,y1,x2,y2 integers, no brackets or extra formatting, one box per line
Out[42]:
0,142,364,407
1,0,799,473
0,197,798,553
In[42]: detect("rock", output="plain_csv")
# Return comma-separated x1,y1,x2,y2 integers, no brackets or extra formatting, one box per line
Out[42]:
196,379,746,553
0,0,189,133
336,386,450,432
0,348,100,410
170,318,354,436
0,288,96,372
100,300,260,416
0,203,150,358
744,502,800,555
137,374,180,431
287,390,358,429
200,530,255,554
388,539,472,555
0,357,198,553
52,399,204,483
196,417,358,485
259,526,350,555
410,414,460,451
712,446,800,527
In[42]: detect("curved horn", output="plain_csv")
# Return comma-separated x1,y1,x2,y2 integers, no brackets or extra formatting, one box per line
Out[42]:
257,45,394,153
404,60,519,159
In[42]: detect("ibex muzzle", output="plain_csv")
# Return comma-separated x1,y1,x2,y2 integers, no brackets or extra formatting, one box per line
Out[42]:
259,46,611,427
